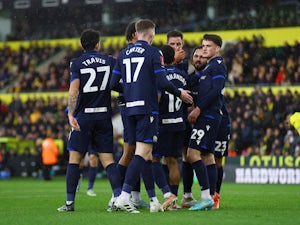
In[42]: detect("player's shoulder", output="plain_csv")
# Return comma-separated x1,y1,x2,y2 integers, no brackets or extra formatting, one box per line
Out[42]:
207,56,227,74
175,66,188,76
210,56,224,65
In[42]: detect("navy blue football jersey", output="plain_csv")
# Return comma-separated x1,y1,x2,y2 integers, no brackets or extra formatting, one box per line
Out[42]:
195,56,226,114
111,40,180,116
215,103,231,157
70,50,116,120
175,58,189,74
158,65,188,132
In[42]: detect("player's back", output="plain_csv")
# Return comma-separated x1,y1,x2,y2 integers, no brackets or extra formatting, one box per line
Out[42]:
70,51,115,120
159,65,187,131
117,40,162,116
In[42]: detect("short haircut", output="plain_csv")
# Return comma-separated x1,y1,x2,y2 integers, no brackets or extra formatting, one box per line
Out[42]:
160,45,174,65
125,21,136,42
167,30,183,41
135,19,155,33
202,34,222,47
191,46,202,59
80,29,100,51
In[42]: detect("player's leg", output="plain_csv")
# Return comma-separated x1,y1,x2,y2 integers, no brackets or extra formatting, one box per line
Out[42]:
86,153,99,197
92,119,122,211
114,141,152,213
163,131,184,210
187,147,213,211
181,122,196,208
202,152,217,198
118,142,135,184
213,112,230,209
76,157,85,192
181,145,196,207
152,143,176,211
58,121,90,212
188,115,221,211
117,142,148,208
99,152,122,202
114,114,161,213
214,156,223,209
57,150,82,212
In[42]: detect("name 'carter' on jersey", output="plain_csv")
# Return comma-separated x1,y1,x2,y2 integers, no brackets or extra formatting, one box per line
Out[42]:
112,40,165,116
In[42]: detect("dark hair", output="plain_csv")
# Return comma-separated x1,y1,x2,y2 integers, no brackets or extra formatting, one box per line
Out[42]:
125,21,136,42
191,46,202,59
160,45,174,65
167,30,183,41
202,34,222,47
135,19,155,33
80,29,100,51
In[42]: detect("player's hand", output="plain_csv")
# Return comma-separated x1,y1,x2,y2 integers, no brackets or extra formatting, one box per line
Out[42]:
188,107,201,124
68,114,80,131
174,49,186,64
180,90,193,105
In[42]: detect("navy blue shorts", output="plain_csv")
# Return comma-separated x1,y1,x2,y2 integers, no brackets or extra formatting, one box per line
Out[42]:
214,114,231,158
188,113,222,153
153,130,185,158
127,114,158,145
67,118,113,154
88,145,98,155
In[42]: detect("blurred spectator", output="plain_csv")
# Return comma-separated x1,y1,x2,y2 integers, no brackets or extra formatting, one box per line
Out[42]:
41,136,59,180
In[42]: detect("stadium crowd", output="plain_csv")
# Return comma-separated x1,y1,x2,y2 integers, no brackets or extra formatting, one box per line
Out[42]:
5,0,299,41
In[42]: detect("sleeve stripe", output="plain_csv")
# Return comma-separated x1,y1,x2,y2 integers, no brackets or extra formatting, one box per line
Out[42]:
112,69,121,75
154,68,165,74
70,77,78,83
212,75,225,80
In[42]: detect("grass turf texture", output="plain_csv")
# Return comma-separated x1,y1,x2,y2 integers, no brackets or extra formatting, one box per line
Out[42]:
0,176,299,225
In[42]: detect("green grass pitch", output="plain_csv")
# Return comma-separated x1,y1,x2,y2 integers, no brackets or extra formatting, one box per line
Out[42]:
0,176,299,225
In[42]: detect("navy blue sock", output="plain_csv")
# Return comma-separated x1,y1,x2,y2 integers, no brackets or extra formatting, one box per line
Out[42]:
106,163,122,197
191,160,209,191
66,163,80,202
206,164,217,196
117,164,127,185
87,166,97,190
170,185,179,196
152,161,171,195
182,161,194,193
141,160,156,198
216,166,223,194
162,164,169,185
123,155,145,194
132,176,141,192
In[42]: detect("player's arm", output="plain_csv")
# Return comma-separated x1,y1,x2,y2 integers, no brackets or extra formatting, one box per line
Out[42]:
109,73,123,93
110,61,123,93
196,74,225,110
68,78,80,131
189,73,225,124
156,70,192,105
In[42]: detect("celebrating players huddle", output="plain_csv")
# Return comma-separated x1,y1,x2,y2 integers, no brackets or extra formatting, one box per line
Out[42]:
57,18,230,213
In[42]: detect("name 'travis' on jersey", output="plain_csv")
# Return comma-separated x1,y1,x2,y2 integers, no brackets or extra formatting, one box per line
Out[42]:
82,57,107,66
